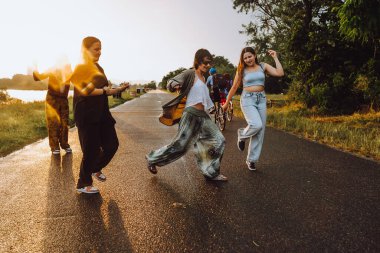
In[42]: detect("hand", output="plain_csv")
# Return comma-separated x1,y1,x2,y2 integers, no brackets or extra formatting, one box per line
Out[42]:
119,82,130,92
268,50,278,58
222,103,228,112
32,71,41,81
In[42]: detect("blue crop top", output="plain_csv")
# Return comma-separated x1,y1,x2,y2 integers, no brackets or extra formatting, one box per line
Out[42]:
242,63,265,87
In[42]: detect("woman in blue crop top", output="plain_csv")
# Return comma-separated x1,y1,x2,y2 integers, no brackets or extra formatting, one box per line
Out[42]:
223,47,284,171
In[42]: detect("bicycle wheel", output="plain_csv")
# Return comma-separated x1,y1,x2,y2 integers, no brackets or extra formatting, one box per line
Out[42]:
226,101,233,122
215,106,226,131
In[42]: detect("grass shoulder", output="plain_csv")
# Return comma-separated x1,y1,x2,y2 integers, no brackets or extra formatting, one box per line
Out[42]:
232,94,380,161
0,91,140,157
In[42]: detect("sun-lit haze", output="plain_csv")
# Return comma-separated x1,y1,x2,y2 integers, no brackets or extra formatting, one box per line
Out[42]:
0,0,253,84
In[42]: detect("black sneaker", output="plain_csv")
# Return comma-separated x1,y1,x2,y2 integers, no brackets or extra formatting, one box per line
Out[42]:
237,140,245,151
146,155,157,174
246,161,256,171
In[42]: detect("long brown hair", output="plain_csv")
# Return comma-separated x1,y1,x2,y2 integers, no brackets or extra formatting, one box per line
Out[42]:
193,49,212,69
236,47,259,86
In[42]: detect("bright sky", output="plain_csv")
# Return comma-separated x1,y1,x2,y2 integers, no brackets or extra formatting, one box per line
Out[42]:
0,0,253,83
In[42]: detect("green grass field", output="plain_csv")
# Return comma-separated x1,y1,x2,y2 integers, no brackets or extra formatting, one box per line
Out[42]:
0,91,138,157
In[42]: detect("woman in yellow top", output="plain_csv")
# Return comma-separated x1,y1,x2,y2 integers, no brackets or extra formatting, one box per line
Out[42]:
70,36,129,194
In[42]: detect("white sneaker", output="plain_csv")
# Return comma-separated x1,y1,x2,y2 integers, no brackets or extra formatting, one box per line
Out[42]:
77,186,99,194
52,149,60,155
92,172,106,182
64,147,72,153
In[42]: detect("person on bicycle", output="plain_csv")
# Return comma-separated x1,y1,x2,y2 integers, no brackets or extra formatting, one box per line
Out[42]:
206,67,220,104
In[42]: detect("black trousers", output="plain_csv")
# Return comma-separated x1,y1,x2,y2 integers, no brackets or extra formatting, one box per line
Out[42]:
76,121,119,188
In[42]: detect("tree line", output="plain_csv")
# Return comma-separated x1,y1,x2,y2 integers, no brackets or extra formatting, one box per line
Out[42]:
232,0,380,114
160,1,379,115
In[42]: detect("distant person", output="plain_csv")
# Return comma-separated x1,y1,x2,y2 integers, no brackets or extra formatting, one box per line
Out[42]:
223,73,232,94
70,36,129,194
206,67,228,105
33,65,72,155
146,49,227,181
206,67,217,102
222,47,284,171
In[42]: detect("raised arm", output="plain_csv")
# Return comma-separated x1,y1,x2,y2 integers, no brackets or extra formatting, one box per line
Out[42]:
262,50,284,77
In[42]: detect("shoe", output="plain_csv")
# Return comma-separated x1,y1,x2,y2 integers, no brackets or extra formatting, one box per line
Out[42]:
92,171,106,182
237,140,245,151
148,163,157,174
208,174,228,181
52,149,60,155
77,186,99,194
246,161,256,171
64,147,72,153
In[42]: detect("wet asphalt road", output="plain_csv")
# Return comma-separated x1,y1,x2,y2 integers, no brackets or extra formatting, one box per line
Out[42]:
0,90,379,253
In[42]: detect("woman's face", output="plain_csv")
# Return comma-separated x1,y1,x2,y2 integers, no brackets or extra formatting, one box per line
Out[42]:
198,57,212,74
88,42,101,62
243,52,255,67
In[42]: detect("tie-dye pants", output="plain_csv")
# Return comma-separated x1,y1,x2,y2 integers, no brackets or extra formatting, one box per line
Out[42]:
146,106,225,178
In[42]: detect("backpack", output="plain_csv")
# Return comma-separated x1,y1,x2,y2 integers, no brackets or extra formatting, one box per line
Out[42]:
213,74,227,91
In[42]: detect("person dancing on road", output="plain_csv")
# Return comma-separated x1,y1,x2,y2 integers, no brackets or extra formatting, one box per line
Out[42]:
222,47,284,171
32,64,73,155
146,49,227,181
70,36,129,194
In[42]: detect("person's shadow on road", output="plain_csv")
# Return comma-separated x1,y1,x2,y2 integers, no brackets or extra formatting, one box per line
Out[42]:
43,154,132,252
147,177,247,252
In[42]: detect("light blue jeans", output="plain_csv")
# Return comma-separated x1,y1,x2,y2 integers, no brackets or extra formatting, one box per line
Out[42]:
238,90,267,163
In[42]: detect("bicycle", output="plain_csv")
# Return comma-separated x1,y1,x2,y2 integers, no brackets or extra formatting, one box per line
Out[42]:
225,100,233,122
214,97,226,131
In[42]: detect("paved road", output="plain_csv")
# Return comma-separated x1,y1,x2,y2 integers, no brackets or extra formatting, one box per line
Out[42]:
1,90,379,252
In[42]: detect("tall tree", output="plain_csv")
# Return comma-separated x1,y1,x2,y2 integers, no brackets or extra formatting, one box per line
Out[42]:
159,68,186,90
233,0,376,114
337,0,380,59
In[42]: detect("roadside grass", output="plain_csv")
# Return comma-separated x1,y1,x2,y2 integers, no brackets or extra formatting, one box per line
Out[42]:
232,95,380,161
0,101,47,157
0,91,139,157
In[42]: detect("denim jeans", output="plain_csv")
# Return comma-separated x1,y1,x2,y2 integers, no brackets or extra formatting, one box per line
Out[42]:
146,107,225,178
238,90,267,163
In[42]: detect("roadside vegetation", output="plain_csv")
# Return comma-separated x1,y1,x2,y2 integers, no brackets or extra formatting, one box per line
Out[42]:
158,1,380,161
0,90,138,157
232,95,380,161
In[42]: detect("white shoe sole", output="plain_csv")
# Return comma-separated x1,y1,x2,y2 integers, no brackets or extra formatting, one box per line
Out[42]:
246,161,256,171
77,188,99,194
92,173,106,182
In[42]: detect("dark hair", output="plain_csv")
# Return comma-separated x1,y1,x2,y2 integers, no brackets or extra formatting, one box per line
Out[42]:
236,47,259,85
82,36,101,49
193,49,213,69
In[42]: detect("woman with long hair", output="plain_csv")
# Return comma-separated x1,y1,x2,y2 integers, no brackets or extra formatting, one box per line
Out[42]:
146,49,227,181
222,47,284,171
70,36,129,193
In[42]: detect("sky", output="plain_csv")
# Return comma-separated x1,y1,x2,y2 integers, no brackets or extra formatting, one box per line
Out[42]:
0,0,253,84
